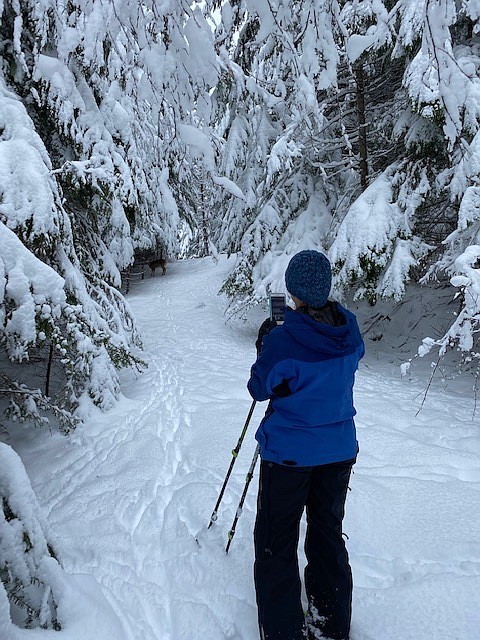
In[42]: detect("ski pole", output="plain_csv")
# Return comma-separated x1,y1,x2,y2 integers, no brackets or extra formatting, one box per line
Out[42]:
207,399,257,529
225,443,260,554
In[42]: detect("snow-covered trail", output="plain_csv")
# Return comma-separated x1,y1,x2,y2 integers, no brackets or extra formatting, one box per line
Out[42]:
17,257,480,640
23,257,262,640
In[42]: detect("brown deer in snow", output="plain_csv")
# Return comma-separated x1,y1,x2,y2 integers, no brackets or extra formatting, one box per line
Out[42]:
149,257,167,276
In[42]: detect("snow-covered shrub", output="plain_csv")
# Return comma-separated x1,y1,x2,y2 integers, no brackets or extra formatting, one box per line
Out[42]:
0,443,59,630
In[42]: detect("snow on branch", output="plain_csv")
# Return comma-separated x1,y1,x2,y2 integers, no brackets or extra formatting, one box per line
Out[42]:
0,374,80,433
419,246,480,362
0,441,126,635
330,167,431,302
0,442,60,630
212,175,245,200
0,222,65,360
402,0,480,148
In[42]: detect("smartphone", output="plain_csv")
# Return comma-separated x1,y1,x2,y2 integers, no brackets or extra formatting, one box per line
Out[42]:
269,293,286,324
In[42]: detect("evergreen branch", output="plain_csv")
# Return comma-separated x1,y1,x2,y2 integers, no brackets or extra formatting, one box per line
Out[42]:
0,374,80,433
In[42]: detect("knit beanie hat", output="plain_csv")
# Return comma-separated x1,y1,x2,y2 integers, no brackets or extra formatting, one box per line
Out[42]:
285,250,332,308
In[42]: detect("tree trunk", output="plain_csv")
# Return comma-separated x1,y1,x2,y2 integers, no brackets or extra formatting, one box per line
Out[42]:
355,65,368,191
45,344,54,397
201,176,210,257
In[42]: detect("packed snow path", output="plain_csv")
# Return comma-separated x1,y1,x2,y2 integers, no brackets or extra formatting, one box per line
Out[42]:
19,257,480,639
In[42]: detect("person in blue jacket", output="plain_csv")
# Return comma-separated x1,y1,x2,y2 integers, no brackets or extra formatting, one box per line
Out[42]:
248,250,364,640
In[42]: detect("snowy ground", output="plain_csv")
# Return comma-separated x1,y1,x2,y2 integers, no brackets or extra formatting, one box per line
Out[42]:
7,256,480,639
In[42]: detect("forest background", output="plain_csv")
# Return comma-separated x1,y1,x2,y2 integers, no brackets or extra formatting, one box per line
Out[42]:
1,0,480,631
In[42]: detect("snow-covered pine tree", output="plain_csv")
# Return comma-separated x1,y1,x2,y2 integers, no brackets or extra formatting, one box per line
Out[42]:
0,5,141,427
210,0,349,315
180,161,215,258
329,0,431,304
213,0,480,365
410,1,480,366
0,1,221,428
0,74,124,430
331,1,480,364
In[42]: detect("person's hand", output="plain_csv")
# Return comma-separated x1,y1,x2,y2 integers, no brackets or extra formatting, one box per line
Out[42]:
255,318,278,355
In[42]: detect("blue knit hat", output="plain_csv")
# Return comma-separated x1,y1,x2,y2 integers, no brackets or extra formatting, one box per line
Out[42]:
285,250,332,308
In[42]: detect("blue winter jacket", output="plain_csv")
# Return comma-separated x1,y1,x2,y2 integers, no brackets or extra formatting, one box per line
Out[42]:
247,304,364,467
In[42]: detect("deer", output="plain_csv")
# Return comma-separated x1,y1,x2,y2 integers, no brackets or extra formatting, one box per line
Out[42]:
149,257,167,276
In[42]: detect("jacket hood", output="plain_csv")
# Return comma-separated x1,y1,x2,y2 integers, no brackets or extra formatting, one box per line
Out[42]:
283,305,357,356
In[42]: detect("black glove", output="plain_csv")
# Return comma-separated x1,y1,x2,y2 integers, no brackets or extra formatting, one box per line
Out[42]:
255,318,278,355
272,379,292,397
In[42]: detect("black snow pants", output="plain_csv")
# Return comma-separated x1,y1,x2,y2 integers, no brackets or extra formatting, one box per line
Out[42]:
254,458,355,640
